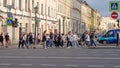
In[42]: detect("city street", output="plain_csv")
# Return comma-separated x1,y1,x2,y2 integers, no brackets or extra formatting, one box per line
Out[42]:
1,0,120,68
0,47,120,68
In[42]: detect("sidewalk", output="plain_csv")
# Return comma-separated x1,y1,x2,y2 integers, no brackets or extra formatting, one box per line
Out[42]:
1,43,120,49
0,44,43,49
89,46,120,49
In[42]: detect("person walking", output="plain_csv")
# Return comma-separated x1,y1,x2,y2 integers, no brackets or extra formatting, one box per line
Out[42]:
90,32,96,47
42,30,47,49
37,33,41,44
22,34,28,48
61,33,65,48
49,32,54,48
58,32,62,47
66,31,73,48
116,32,120,46
28,33,33,48
54,33,59,48
72,32,79,48
18,34,23,48
46,34,50,48
0,33,4,47
85,32,90,47
5,33,10,48
81,32,86,47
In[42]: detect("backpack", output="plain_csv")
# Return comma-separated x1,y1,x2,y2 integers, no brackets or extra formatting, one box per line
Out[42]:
66,36,69,41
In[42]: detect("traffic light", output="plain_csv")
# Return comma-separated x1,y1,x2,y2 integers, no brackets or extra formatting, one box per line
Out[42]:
12,18,18,27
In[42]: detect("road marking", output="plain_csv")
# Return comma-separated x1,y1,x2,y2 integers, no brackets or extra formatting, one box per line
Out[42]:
19,64,32,66
93,54,104,56
110,54,119,56
114,66,120,67
79,54,88,55
103,52,114,53
41,64,56,66
88,65,104,67
1,56,120,60
91,52,97,53
64,65,79,67
0,63,12,66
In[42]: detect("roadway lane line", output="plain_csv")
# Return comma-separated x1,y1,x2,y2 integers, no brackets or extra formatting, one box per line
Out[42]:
64,65,79,67
103,52,114,53
1,56,120,60
0,63,12,66
19,64,32,66
114,66,120,67
88,65,104,67
41,64,56,67
110,54,119,56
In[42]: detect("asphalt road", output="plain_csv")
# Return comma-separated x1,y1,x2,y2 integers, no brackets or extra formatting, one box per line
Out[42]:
0,47,120,68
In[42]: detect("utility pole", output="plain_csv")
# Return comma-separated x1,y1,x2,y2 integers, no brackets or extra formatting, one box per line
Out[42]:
33,6,38,49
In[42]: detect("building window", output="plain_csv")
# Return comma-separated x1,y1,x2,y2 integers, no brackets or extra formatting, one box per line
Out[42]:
19,0,22,10
25,23,28,33
58,4,60,12
41,4,43,15
32,0,34,13
3,0,7,7
32,24,35,33
0,0,1,6
37,2,39,13
12,0,15,9
25,0,28,11
37,2,39,7
51,8,53,17
54,9,56,18
48,7,50,17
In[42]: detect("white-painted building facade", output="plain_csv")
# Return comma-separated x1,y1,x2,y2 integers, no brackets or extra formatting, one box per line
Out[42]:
99,17,118,32
71,0,81,33
0,0,101,44
0,0,57,44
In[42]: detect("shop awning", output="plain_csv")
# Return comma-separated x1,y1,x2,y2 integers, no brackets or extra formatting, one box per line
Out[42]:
0,15,4,22
0,15,4,19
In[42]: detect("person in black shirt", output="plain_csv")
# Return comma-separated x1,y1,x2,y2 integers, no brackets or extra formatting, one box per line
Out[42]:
0,33,4,47
42,30,47,49
90,32,96,47
5,33,10,48
116,32,119,46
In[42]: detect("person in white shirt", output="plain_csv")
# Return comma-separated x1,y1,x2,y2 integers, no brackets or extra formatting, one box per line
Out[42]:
66,31,73,48
85,32,90,47
72,32,79,48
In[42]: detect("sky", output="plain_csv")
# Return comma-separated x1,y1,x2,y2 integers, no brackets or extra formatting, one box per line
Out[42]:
84,0,119,17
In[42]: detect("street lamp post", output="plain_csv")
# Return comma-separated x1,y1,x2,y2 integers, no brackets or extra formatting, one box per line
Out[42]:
34,6,38,48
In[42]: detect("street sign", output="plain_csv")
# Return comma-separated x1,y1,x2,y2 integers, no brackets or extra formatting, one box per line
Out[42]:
6,18,14,26
37,20,41,23
111,12,118,19
109,1,120,12
111,2,118,10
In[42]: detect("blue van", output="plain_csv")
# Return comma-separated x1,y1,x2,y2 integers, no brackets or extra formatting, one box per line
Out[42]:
98,29,120,44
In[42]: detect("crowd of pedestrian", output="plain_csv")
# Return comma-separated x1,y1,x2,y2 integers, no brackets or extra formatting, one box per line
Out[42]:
0,30,98,49
38,30,97,49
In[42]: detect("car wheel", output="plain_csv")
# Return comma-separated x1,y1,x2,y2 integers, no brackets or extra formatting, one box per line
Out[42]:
103,41,107,44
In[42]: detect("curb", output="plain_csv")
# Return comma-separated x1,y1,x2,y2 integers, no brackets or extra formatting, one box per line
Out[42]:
89,46,120,49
